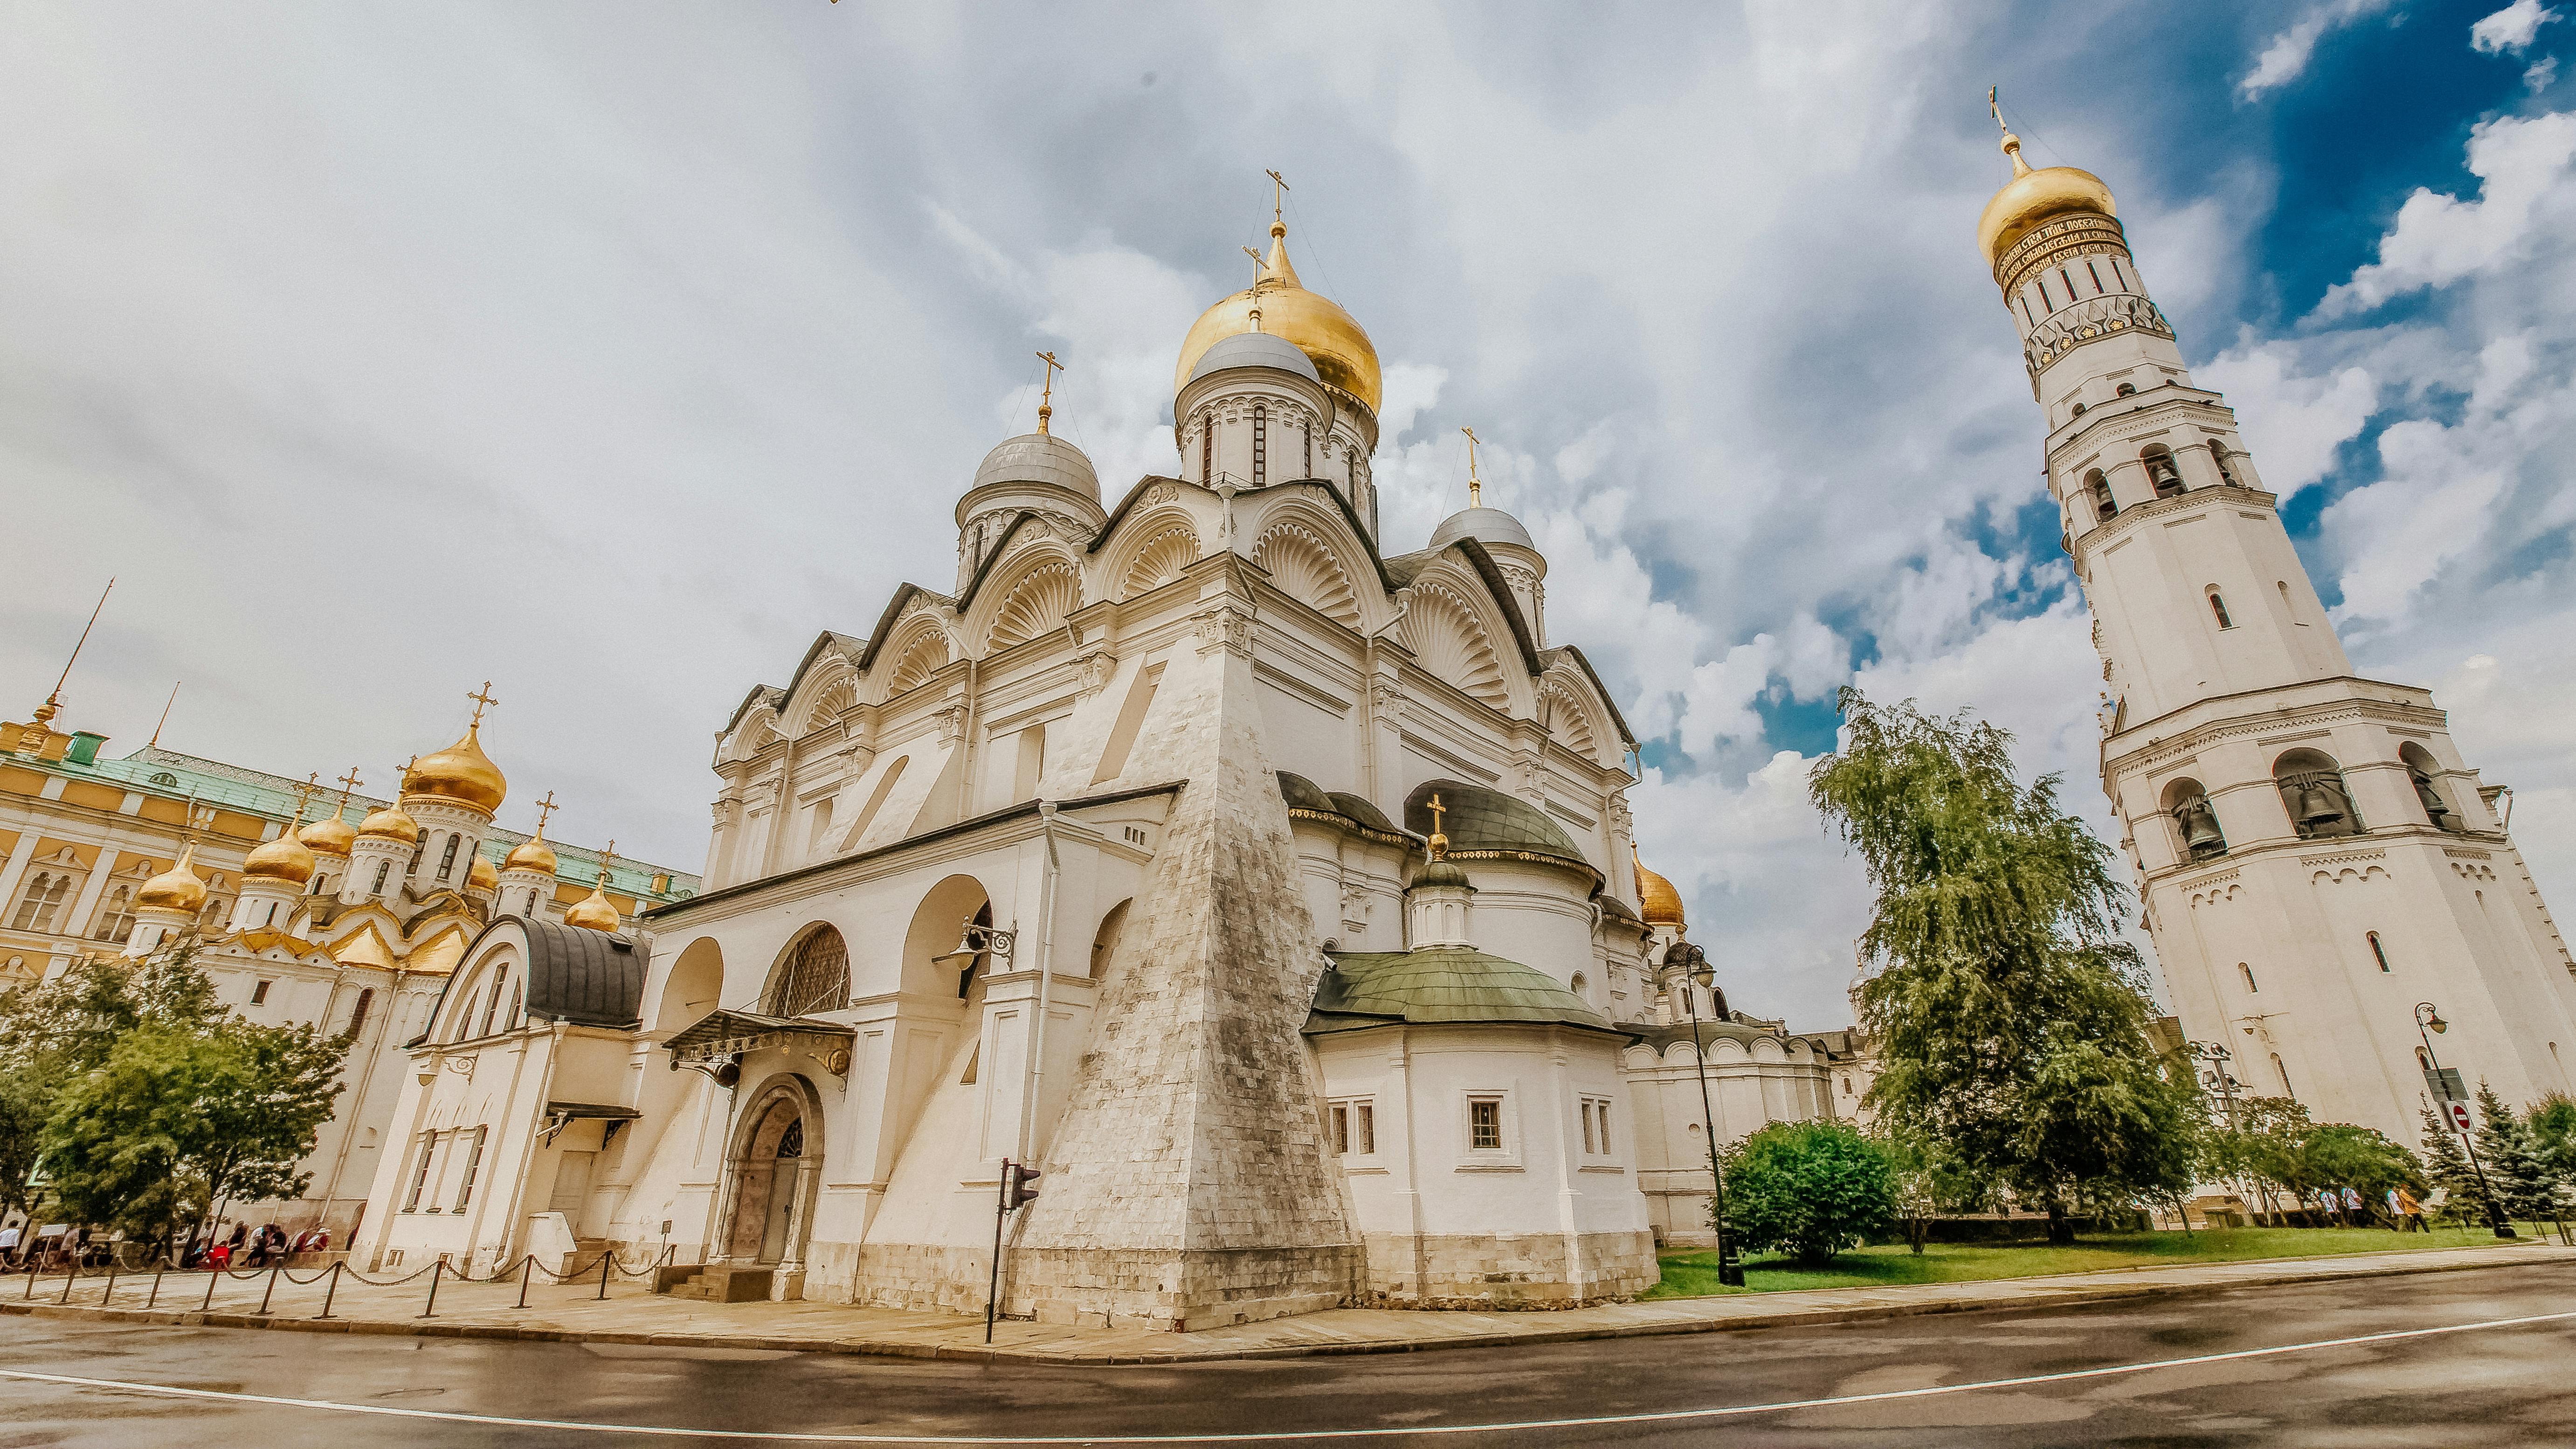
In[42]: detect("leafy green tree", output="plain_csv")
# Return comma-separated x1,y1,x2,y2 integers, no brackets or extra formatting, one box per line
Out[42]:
2417,1105,2488,1226
1809,690,2203,1243
1718,1120,1897,1265
2472,1083,2555,1224
41,1016,342,1249
2528,1091,2576,1201
2203,1096,2308,1218
2295,1125,2424,1217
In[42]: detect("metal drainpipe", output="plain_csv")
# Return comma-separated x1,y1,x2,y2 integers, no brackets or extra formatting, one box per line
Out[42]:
1019,804,1061,1166
315,967,410,1232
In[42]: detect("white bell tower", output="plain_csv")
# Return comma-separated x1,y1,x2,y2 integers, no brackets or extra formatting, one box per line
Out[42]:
1977,110,2576,1145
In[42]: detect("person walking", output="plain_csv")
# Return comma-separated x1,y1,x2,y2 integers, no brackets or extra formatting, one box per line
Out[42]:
2396,1187,2427,1233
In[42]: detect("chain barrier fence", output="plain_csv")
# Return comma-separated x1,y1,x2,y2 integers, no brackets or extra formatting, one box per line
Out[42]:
6,1242,680,1320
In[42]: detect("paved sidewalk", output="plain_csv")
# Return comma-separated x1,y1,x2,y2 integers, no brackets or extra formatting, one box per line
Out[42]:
2,1238,2566,1365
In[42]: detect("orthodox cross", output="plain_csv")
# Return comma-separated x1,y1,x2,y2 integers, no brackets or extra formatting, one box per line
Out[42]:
532,790,559,839
1266,168,1289,228
466,681,500,728
1242,246,1270,330
1460,427,1484,508
1426,793,1447,859
289,772,320,827
1989,85,2003,132
1034,351,1061,435
336,766,365,806
596,839,616,888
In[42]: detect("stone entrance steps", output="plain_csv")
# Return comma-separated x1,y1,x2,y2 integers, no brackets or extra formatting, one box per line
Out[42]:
656,1262,774,1303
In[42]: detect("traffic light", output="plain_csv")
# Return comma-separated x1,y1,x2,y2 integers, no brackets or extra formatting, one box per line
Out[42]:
1006,1161,1042,1211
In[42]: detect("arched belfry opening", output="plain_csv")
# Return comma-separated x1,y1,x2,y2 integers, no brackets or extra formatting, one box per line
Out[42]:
764,925,850,1019
901,874,994,1000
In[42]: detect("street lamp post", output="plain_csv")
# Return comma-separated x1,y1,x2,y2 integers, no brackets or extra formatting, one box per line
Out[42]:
2416,1001,2513,1239
2189,1040,2258,1221
1661,942,1743,1288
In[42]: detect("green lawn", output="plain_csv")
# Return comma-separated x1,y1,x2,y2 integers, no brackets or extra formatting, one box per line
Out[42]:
1644,1222,2553,1298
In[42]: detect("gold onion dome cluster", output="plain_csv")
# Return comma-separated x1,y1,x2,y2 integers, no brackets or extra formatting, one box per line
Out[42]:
401,724,508,815
359,802,421,843
1976,132,2117,269
503,832,557,876
1632,847,1685,929
1173,221,1382,412
137,846,208,914
242,828,317,885
564,884,620,933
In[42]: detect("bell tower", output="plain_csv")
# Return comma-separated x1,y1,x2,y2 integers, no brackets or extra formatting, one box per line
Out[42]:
1976,104,2576,1144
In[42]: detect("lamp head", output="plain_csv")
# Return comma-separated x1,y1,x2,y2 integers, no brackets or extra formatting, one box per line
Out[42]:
2429,1013,2447,1034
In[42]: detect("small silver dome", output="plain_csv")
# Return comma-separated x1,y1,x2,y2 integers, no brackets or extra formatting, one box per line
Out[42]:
1186,331,1320,388
1428,506,1535,553
971,432,1099,503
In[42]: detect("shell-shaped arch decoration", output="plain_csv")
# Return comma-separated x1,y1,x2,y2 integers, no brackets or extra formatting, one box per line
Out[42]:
1251,521,1360,626
801,675,860,735
884,626,951,697
985,558,1081,652
1121,521,1200,598
1537,679,1599,759
1401,581,1506,705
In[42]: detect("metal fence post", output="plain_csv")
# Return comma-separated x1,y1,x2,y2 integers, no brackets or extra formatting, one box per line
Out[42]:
315,1262,343,1321
258,1264,281,1316
100,1258,118,1308
201,1265,219,1311
147,1265,164,1310
596,1250,612,1301
419,1257,442,1318
516,1255,532,1310
59,1266,75,1305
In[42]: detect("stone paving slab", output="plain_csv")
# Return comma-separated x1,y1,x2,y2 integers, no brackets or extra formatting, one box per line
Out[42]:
1,1239,2566,1365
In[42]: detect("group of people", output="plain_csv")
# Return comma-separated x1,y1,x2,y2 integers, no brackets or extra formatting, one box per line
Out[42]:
180,1221,330,1270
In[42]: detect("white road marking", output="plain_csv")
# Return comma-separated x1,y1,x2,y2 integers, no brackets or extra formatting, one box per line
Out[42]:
3,1308,2572,1443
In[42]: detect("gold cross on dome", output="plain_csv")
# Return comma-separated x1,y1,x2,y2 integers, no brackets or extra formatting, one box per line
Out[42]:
336,766,365,801
466,681,500,728
1460,427,1484,508
1035,351,1061,435
1426,793,1447,859
532,790,559,838
289,772,320,826
1989,85,2003,132
597,839,616,886
1265,168,1289,227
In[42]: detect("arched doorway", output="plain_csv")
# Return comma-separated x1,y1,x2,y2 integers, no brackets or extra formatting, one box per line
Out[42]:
720,1078,822,1271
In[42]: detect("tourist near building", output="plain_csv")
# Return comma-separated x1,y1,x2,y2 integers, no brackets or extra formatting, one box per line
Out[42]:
0,682,694,1236
1974,106,2576,1145
357,198,1862,1328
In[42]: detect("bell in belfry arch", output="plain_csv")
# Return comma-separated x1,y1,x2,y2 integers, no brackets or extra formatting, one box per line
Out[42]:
2410,768,2455,827
2181,800,2224,854
2297,785,2346,831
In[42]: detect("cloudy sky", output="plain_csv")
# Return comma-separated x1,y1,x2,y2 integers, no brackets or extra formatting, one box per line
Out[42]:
5,1,2572,1029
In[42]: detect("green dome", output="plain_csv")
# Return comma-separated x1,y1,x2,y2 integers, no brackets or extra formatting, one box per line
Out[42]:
1403,780,1594,877
1307,948,1618,1036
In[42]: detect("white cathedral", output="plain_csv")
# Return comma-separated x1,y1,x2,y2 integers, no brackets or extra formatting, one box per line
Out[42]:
351,137,2576,1330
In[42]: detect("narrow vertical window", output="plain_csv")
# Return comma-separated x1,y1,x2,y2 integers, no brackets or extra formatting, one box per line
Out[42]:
2273,1055,2294,1098
347,988,374,1037
2059,268,2079,302
437,835,460,881
1251,404,1266,486
2036,275,2052,310
453,1125,487,1209
2109,255,2128,290
404,1133,435,1210
527,889,542,916
1580,1102,1597,1155
1356,1102,1375,1155
479,965,510,1037
2209,591,2233,628
2368,932,2390,973
2086,259,2106,294
1469,1097,1503,1151
1331,1104,1349,1155
409,837,425,874
1595,1101,1610,1151
1303,419,1313,478
1200,418,1212,483
2239,963,2258,993
251,980,272,1005
371,861,390,895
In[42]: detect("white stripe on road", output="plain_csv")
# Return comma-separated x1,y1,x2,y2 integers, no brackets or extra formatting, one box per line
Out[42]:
4,1308,2574,1443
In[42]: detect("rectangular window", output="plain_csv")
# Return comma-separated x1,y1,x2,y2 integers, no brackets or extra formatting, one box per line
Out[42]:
403,1132,436,1211
1356,1102,1374,1156
1330,1104,1349,1155
1329,1099,1376,1157
453,1125,488,1210
1582,1097,1615,1157
1580,1102,1597,1154
1468,1097,1503,1152
251,979,272,1005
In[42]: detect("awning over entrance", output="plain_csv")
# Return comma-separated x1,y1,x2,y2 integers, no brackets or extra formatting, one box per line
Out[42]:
663,1008,856,1076
545,1101,642,1121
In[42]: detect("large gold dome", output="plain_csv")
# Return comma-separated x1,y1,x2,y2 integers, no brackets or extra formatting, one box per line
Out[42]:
300,814,356,857
564,883,620,933
402,724,508,815
1174,223,1382,413
1976,134,2116,269
1632,846,1686,929
358,802,421,843
503,833,557,876
137,845,208,914
242,829,317,885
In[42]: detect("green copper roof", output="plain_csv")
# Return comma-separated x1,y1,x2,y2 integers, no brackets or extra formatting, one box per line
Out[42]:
1306,948,1621,1036
1403,780,1594,877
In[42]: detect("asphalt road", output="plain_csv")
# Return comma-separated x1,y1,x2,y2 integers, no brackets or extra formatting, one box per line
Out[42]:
0,1262,2569,1446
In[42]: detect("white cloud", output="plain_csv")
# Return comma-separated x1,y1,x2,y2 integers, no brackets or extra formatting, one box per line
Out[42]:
2195,344,2378,497
2320,111,2576,314
2241,0,2397,99
2472,0,2561,54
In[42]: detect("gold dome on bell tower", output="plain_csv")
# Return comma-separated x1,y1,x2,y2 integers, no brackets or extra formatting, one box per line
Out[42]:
1173,177,1382,413
1975,94,2117,271
401,683,509,816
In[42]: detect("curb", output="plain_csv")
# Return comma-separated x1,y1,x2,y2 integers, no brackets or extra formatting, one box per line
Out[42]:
2,1244,2566,1366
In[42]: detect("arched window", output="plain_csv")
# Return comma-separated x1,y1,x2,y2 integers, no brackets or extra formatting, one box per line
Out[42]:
478,966,511,1037
1200,418,1212,483
1088,899,1130,978
371,860,391,895
2083,469,2115,523
408,837,425,874
90,885,136,943
2368,932,2391,973
1840,1075,1853,1097
2239,963,2258,994
2207,588,2233,629
2211,442,2241,487
2274,749,2362,840
1303,418,1313,478
526,889,542,917
345,987,375,1038
262,899,280,927
2272,1054,2295,1098
2398,743,2458,831
2116,382,2137,396
1251,404,1267,486
1571,971,1589,1003
764,925,850,1018
2143,445,2186,498
11,871,72,933
2163,777,2226,861
437,835,460,882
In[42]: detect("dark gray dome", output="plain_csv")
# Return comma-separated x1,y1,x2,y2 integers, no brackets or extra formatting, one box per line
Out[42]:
1187,331,1320,387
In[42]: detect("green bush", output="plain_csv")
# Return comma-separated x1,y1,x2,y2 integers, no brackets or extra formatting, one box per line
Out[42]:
1718,1120,1897,1266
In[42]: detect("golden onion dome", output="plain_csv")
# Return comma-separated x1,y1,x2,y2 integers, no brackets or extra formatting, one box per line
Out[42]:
242,828,317,886
1173,221,1382,413
466,853,498,893
502,833,557,876
137,845,209,914
300,813,356,857
1977,132,2116,269
358,802,420,844
1632,846,1686,929
401,724,508,815
564,884,621,933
